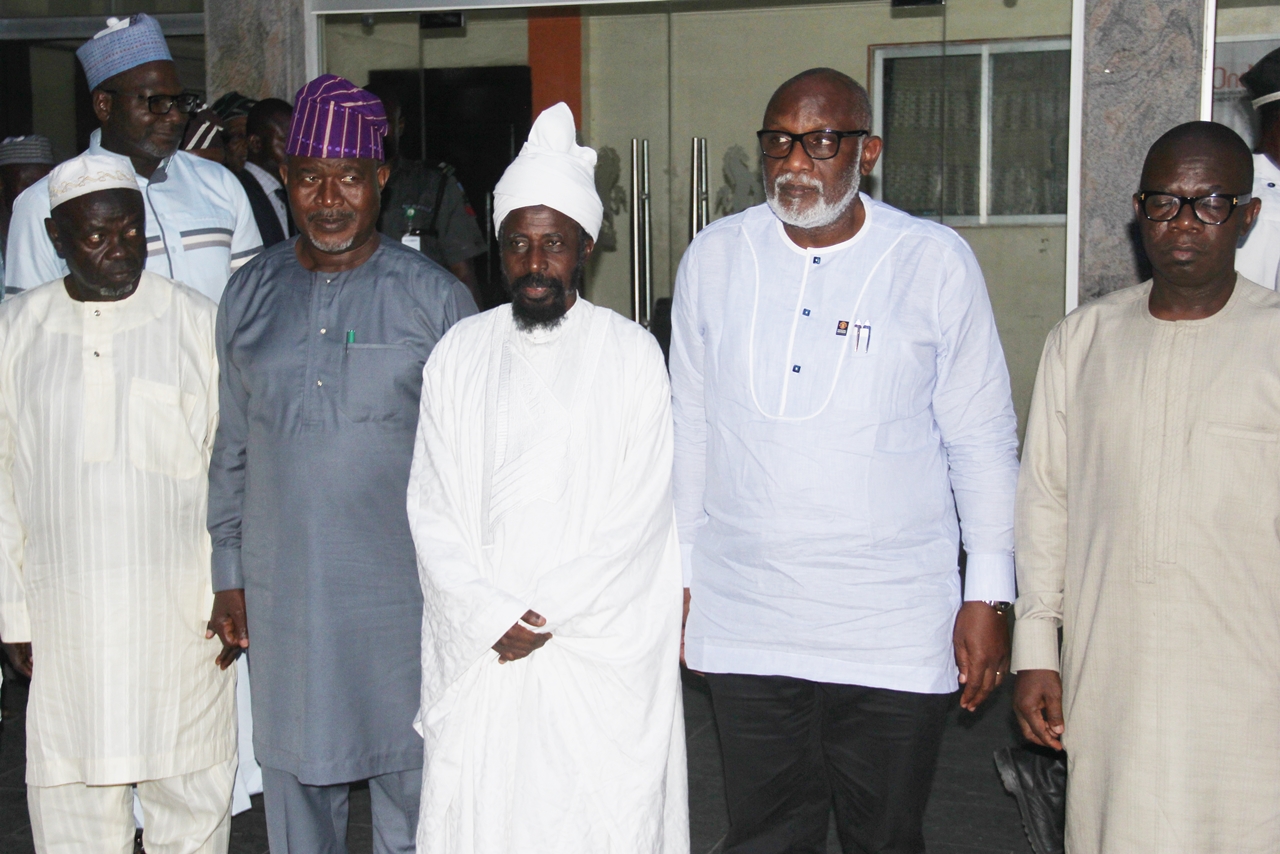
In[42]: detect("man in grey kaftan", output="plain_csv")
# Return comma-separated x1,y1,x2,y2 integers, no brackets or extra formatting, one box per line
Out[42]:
208,237,472,775
207,75,475,853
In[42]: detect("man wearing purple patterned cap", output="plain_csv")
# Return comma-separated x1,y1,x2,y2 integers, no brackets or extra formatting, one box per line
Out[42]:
205,75,475,853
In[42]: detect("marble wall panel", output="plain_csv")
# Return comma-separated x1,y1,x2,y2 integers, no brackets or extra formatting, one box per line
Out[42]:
206,0,308,103
1078,0,1206,303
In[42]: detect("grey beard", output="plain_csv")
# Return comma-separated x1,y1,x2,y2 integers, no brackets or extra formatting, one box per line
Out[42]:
765,140,864,229
307,232,358,253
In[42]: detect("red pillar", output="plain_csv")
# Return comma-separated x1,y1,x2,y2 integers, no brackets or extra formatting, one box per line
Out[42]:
527,8,582,126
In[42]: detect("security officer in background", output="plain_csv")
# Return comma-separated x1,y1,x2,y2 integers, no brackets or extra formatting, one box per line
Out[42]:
363,80,487,308
1238,47,1280,290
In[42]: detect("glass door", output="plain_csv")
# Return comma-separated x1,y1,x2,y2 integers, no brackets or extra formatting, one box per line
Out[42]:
321,0,1073,432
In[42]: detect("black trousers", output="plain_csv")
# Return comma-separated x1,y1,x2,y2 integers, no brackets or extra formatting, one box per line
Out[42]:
705,673,951,854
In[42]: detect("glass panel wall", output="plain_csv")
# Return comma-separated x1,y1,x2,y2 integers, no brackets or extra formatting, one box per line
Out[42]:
324,0,1072,431
1213,0,1280,149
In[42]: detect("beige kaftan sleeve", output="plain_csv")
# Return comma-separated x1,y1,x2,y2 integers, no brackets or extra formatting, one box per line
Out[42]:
1011,321,1068,673
0,308,30,642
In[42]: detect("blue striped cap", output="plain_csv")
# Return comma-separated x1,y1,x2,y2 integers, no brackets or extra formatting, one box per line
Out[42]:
0,135,54,166
75,14,172,91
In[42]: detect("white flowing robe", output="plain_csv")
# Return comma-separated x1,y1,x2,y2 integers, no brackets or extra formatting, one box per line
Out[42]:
406,298,688,854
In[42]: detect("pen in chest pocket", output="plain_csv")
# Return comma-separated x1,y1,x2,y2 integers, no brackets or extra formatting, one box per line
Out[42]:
851,322,871,353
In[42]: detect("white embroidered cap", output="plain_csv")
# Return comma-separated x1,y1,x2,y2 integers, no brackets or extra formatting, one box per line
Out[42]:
48,152,140,210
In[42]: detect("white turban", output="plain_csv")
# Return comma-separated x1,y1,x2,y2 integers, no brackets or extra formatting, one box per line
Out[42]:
48,152,139,210
493,102,603,241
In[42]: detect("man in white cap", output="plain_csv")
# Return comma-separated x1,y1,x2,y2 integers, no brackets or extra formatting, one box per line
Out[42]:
405,101,688,854
4,13,261,302
0,134,55,288
0,152,234,853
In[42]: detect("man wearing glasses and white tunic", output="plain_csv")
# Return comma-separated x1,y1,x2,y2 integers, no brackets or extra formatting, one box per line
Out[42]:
3,14,261,303
670,68,1019,853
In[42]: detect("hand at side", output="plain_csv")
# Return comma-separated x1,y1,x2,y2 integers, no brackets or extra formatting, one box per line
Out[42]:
1013,669,1064,750
2,642,31,678
206,588,249,670
953,601,1010,711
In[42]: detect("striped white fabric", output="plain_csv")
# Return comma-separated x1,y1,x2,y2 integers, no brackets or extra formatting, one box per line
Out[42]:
0,272,236,789
28,755,235,854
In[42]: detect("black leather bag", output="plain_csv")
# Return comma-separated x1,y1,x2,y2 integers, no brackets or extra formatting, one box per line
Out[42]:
994,745,1067,854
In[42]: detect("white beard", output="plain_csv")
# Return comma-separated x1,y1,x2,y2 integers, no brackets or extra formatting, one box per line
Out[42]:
765,140,864,229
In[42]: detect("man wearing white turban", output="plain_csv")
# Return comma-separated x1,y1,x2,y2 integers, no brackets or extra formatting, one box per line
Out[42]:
405,102,689,854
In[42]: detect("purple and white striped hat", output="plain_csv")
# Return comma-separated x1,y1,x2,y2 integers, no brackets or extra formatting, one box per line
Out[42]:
286,75,388,162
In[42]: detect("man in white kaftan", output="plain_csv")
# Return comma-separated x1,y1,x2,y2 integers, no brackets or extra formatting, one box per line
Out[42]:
406,103,688,854
0,155,234,852
1012,123,1279,852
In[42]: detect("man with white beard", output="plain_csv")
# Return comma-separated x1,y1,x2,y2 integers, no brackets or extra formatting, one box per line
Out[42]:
670,68,1019,853
406,102,688,854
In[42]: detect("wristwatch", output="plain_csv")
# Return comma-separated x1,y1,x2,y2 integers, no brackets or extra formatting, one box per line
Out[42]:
981,600,1013,614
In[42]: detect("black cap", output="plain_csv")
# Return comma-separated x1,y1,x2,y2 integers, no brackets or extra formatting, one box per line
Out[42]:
1241,46,1280,103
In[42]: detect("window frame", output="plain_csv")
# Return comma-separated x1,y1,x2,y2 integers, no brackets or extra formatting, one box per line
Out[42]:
869,36,1071,227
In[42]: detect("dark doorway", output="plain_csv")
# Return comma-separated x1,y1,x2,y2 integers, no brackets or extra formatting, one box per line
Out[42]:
367,65,532,309
0,42,34,141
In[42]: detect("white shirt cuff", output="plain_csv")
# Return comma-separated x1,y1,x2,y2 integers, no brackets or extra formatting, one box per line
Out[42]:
681,543,694,588
962,552,1016,602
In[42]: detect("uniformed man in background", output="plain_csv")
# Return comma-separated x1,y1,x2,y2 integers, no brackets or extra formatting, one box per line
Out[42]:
1237,47,1280,290
362,80,488,308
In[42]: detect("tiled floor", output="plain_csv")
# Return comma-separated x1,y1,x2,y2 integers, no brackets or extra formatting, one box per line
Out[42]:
0,672,1031,854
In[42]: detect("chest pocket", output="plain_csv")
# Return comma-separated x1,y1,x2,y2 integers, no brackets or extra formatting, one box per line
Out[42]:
128,378,204,479
339,344,421,424
1194,421,1280,547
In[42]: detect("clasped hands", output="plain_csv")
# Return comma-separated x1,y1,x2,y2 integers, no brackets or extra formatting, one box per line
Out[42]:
493,610,552,663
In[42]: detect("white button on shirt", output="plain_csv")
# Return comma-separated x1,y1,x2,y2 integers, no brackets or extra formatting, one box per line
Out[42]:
670,198,1020,694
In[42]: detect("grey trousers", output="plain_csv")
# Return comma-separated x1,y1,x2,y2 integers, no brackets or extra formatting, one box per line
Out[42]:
261,766,421,854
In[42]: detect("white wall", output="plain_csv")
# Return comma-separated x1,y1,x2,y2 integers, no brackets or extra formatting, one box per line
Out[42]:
324,10,527,83
1217,0,1280,38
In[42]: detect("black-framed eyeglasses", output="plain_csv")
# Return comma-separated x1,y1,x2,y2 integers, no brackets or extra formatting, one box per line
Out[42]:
99,90,201,116
757,129,869,161
1137,191,1252,226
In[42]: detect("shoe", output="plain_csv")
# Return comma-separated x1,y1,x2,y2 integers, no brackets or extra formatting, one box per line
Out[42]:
993,745,1067,854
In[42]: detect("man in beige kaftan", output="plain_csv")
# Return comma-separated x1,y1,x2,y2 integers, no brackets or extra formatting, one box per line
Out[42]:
0,154,233,852
1012,122,1276,853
